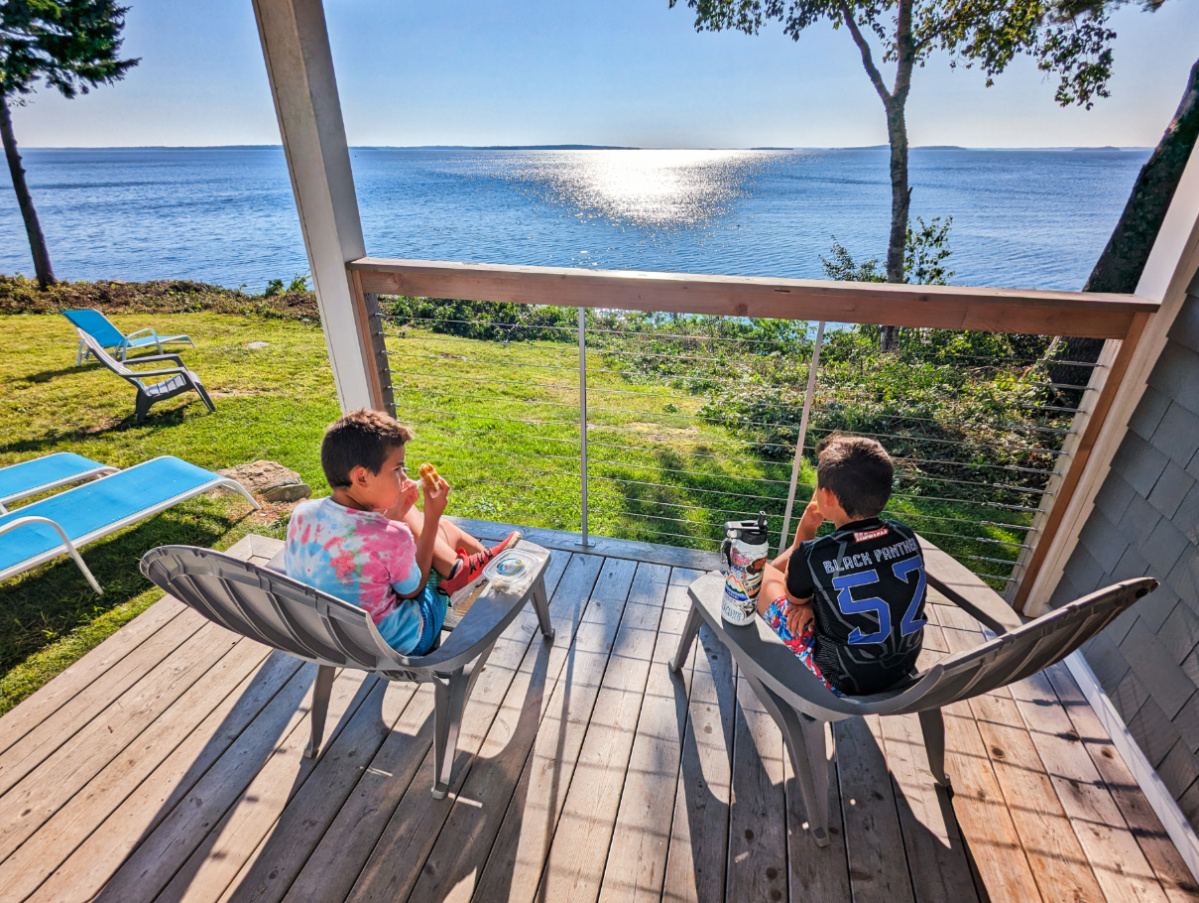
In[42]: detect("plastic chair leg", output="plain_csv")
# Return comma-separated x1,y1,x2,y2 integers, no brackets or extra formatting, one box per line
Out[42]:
191,376,216,413
304,664,336,759
134,391,153,424
432,667,469,799
744,670,831,847
919,708,952,791
669,604,703,673
531,576,554,641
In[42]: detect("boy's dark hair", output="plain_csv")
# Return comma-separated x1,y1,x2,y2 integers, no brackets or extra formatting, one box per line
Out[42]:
816,435,894,519
321,409,413,489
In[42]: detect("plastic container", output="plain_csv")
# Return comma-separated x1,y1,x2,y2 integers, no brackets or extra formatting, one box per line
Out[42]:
483,547,546,592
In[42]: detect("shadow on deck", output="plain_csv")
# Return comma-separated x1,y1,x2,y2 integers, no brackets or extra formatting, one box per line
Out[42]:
0,523,1195,903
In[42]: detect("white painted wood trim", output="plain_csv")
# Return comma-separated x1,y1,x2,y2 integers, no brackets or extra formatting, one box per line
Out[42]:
1065,650,1199,885
1024,141,1199,612
251,0,375,411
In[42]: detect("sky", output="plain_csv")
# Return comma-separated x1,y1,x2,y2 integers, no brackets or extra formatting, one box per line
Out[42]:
9,0,1199,149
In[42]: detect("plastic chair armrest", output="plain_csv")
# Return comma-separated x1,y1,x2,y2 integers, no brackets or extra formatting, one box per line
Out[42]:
127,353,186,367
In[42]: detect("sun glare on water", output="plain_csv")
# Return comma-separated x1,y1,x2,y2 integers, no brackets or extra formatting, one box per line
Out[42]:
502,149,774,229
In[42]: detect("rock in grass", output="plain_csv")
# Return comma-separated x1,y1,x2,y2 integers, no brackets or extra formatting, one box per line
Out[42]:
219,460,311,503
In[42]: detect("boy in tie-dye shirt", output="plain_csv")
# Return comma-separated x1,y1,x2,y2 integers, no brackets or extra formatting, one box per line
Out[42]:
286,410,519,656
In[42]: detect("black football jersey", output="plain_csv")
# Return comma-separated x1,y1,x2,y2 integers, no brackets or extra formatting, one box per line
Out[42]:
785,517,927,695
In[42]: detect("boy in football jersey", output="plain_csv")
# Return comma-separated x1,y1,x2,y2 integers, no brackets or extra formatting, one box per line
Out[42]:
756,435,926,696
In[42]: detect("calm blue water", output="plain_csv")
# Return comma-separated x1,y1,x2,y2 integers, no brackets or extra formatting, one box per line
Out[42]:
0,146,1148,292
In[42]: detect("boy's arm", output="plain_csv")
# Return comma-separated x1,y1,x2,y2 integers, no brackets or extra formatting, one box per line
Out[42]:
397,478,449,597
770,496,824,571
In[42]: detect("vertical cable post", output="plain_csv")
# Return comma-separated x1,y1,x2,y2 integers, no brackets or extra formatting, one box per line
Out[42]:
577,307,591,547
778,320,826,554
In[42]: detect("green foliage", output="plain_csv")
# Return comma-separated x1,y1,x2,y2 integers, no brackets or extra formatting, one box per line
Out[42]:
671,0,1117,110
821,216,955,286
0,0,139,100
287,273,309,293
263,278,285,298
0,273,321,319
383,296,579,342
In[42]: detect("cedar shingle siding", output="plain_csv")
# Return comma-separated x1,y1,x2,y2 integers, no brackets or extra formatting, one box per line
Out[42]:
1066,283,1199,826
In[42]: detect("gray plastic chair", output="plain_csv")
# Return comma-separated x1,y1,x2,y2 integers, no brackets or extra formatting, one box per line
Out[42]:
670,566,1157,847
76,330,215,423
140,541,554,798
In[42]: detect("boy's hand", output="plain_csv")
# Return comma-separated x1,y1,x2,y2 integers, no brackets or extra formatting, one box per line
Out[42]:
784,600,813,637
385,478,420,521
423,475,450,519
796,494,824,542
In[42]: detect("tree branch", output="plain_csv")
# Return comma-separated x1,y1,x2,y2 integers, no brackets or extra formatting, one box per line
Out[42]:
837,2,891,104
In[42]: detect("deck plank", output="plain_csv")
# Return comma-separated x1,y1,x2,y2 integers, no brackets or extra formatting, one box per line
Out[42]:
937,619,1107,903
532,563,672,903
0,605,206,799
1044,663,1199,903
597,567,705,903
876,713,980,903
922,621,1045,902
152,669,378,903
836,716,916,903
0,637,272,902
91,662,328,903
0,622,243,864
0,597,187,757
442,558,640,903
219,678,422,903
1010,667,1172,903
28,652,305,903
724,671,788,903
347,555,630,903
784,732,853,903
661,621,735,903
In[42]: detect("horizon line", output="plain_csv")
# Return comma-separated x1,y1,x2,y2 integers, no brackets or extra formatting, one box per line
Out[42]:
20,143,1152,152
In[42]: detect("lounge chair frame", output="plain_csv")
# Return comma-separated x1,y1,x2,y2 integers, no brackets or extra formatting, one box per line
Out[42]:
0,453,118,514
74,331,216,423
0,457,260,593
140,541,555,798
669,539,1157,848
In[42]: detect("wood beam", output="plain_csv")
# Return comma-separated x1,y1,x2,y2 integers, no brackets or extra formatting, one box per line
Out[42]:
351,257,1158,339
252,0,380,411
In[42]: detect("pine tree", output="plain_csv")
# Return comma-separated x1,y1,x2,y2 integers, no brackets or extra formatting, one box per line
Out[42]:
1,0,139,287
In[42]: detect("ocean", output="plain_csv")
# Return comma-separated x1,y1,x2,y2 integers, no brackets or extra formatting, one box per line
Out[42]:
0,146,1148,293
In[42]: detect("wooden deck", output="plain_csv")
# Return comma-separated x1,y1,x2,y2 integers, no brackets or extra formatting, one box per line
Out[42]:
1,525,1197,903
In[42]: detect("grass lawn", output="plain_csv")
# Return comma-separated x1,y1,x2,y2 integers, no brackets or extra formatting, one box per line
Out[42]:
0,308,1028,715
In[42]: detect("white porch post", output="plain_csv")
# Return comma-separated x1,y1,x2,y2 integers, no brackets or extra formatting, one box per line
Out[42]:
251,0,377,411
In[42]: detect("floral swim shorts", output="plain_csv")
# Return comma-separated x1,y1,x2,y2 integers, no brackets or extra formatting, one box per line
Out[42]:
761,597,844,697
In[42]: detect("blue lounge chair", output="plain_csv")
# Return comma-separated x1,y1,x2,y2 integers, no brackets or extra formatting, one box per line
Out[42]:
0,456,259,594
62,309,194,365
0,453,118,514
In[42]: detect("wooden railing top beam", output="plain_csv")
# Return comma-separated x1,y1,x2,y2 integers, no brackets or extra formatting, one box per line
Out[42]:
351,257,1160,339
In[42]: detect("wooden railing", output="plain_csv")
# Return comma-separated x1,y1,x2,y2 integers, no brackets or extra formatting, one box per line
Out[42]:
347,256,1160,614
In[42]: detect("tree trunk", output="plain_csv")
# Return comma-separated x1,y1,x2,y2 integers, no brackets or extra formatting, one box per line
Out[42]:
1084,56,1199,294
0,97,55,288
880,97,911,352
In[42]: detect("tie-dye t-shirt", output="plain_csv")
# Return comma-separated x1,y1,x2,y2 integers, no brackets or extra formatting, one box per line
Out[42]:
285,496,425,650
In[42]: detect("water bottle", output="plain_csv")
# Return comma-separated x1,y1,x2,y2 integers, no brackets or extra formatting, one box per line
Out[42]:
720,511,770,626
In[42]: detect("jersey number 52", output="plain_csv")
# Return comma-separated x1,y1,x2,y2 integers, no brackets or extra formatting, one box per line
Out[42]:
830,556,927,645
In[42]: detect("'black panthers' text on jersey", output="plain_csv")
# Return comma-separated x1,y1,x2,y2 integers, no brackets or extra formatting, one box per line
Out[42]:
785,517,927,695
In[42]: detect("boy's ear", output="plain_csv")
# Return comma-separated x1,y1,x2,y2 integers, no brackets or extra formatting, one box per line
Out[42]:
348,463,373,488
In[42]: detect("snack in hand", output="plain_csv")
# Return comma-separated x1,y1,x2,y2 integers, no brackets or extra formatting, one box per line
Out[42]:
418,462,441,491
